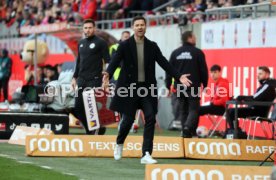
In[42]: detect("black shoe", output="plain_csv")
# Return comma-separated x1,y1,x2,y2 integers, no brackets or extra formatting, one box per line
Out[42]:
181,127,192,138
237,128,247,139
98,127,106,135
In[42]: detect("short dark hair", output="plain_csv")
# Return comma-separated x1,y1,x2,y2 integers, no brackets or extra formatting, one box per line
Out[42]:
132,16,146,25
210,64,221,72
2,49,8,57
259,66,270,74
122,31,130,35
83,19,95,26
182,31,193,43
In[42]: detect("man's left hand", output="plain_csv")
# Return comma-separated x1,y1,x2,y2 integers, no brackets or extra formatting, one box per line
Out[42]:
179,74,192,87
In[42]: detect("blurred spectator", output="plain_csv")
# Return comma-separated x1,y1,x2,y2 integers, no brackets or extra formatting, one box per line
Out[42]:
44,65,58,83
117,0,141,17
0,1,6,22
141,0,153,11
20,10,35,27
79,0,97,20
0,49,12,102
55,63,63,75
61,2,75,23
36,66,45,86
41,9,55,24
104,0,121,11
112,11,125,29
153,0,169,9
24,64,34,85
24,65,45,86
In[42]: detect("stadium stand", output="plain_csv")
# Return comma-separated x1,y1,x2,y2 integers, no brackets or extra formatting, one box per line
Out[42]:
0,0,271,29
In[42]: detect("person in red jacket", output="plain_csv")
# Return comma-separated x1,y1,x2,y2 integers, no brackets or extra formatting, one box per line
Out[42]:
79,0,97,20
198,64,230,118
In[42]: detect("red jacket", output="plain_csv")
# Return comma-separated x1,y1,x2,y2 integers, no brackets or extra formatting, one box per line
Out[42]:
79,0,97,20
211,77,230,107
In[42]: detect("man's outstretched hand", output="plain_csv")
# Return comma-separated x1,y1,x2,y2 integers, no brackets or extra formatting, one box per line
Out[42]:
71,78,77,90
179,74,192,87
102,72,110,91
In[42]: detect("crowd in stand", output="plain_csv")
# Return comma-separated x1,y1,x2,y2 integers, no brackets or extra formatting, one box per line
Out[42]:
0,0,163,28
0,0,265,29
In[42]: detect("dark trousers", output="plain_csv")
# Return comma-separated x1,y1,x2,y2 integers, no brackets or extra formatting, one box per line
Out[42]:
226,107,255,129
0,77,9,101
178,96,200,134
199,104,225,116
117,96,156,156
171,93,181,121
74,77,101,134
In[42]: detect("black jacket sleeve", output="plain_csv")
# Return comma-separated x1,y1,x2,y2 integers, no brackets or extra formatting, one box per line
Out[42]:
124,0,139,13
165,52,175,89
106,43,123,79
102,40,110,64
198,50,208,89
7,57,12,77
253,83,275,101
154,43,181,84
73,43,80,78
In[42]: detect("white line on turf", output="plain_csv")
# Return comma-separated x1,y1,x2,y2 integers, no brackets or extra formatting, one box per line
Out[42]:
18,161,34,164
40,166,53,169
63,173,76,176
0,154,17,160
0,154,10,157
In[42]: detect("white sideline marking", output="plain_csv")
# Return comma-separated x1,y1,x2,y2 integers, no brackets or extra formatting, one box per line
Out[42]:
64,173,76,176
1,153,74,177
18,161,34,164
40,166,52,169
0,153,17,160
0,154,10,157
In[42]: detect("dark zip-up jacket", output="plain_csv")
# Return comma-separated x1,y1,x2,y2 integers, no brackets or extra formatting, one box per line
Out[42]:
73,35,110,81
166,42,208,97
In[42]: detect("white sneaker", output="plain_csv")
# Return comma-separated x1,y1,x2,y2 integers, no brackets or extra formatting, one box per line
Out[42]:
114,144,123,160
140,152,157,164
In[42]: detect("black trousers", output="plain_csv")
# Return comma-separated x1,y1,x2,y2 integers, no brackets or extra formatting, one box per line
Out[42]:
0,77,9,101
171,93,181,121
117,96,156,156
226,107,256,129
74,77,102,134
178,96,200,134
199,104,225,116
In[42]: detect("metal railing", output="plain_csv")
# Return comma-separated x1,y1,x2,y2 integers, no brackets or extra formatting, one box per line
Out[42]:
152,0,179,12
96,10,146,21
95,12,183,29
0,1,275,38
95,1,275,29
206,2,274,21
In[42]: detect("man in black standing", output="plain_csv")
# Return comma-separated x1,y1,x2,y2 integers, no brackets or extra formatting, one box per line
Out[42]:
166,31,208,138
102,16,192,164
0,49,12,103
72,19,110,135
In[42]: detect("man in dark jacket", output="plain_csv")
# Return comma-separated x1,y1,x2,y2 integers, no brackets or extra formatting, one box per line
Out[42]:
102,16,191,164
71,19,110,135
226,66,276,133
0,49,12,103
166,31,208,138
